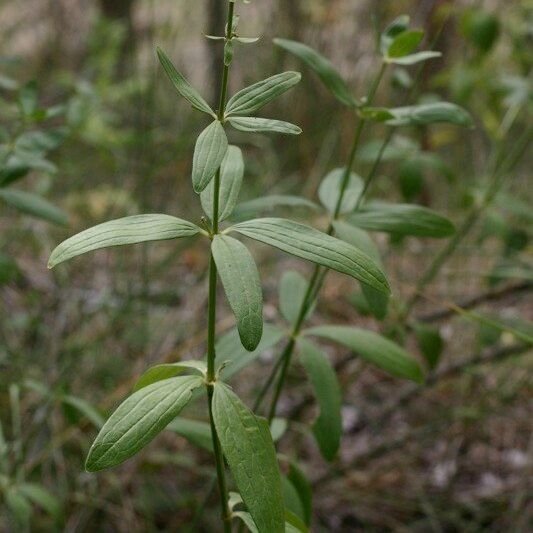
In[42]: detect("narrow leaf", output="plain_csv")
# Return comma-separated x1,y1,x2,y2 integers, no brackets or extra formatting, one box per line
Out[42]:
157,47,215,116
61,394,105,428
380,15,410,55
18,483,62,521
215,323,286,380
229,117,302,135
167,417,213,452
274,38,357,107
0,188,68,226
298,339,342,461
201,145,244,221
387,51,441,65
48,214,200,268
347,203,455,238
233,195,320,220
133,360,207,391
192,120,229,192
212,235,263,351
413,324,444,370
279,271,315,325
230,218,390,294
387,102,474,128
85,376,203,472
304,326,424,383
226,72,301,116
318,168,363,214
387,30,424,58
213,383,284,533
287,462,312,527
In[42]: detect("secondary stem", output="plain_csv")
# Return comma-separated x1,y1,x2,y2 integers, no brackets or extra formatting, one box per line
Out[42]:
205,2,234,531
403,123,531,317
264,62,387,422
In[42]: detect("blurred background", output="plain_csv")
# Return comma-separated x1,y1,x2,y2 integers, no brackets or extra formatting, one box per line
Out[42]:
0,0,531,531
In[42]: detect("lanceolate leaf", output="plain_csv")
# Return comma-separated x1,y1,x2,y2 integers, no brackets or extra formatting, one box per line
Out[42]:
0,188,68,226
298,339,342,461
225,71,301,116
214,323,286,380
318,168,363,214
279,270,315,325
192,120,229,193
347,203,455,238
230,218,390,294
212,383,284,533
212,235,263,351
229,117,302,135
332,222,389,320
133,360,207,391
287,461,313,527
304,326,424,383
201,145,244,222
167,417,213,452
380,15,410,55
388,51,441,65
86,376,203,472
156,47,215,117
386,30,424,58
48,215,201,268
387,102,474,128
273,38,357,107
233,195,320,220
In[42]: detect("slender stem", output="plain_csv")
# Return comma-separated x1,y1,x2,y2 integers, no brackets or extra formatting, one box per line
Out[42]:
403,124,531,317
263,63,387,421
205,2,235,531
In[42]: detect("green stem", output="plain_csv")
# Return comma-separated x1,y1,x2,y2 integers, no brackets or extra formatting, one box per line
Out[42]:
264,63,387,422
205,2,235,531
403,124,531,317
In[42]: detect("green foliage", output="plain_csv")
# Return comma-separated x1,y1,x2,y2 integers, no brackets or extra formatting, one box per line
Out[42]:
212,383,284,532
86,376,203,472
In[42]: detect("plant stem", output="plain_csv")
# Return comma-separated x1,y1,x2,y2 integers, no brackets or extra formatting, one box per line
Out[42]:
205,2,234,531
263,63,387,422
403,123,531,317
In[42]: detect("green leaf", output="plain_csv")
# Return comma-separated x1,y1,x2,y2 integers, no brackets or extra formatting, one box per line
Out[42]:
298,339,342,461
133,360,207,391
287,462,312,526
387,102,474,128
156,47,215,117
18,80,38,117
15,128,66,154
358,107,395,122
304,326,424,383
167,417,213,452
335,221,390,321
318,168,363,214
282,477,306,526
413,324,444,370
229,117,302,135
18,483,62,521
230,218,390,294
279,271,315,325
226,72,301,116
61,394,105,428
273,38,357,107
212,383,284,533
215,323,286,380
380,15,410,55
233,195,320,220
347,203,455,238
0,188,68,226
212,235,263,351
48,214,200,268
85,376,203,472
201,145,244,222
387,30,424,58
192,120,229,193
387,51,441,65
5,487,32,526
